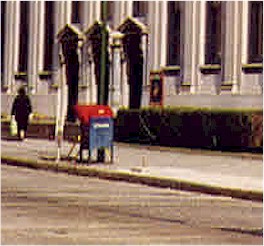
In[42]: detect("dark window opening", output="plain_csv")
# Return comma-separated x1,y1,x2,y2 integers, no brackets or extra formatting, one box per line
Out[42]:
133,1,148,17
248,1,263,63
205,1,222,64
18,1,29,72
43,1,54,71
167,2,181,66
71,1,82,24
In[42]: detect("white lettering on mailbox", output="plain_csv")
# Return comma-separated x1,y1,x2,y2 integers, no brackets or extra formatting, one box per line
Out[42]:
93,123,110,129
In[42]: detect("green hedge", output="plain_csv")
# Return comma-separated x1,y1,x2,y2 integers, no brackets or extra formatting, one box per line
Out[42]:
115,107,263,152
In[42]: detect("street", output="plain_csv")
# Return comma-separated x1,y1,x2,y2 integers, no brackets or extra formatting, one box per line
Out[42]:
1,164,262,245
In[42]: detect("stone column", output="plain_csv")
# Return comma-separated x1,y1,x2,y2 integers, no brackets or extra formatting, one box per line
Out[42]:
198,2,206,69
55,49,67,134
93,1,101,21
231,1,242,94
159,1,168,68
3,2,20,94
121,53,129,107
3,1,13,92
55,48,68,161
53,2,66,77
64,1,72,24
125,1,133,17
28,1,45,94
241,1,249,66
182,2,192,91
82,1,91,29
141,33,150,107
222,2,242,94
113,2,121,29
153,2,159,69
147,2,156,71
110,32,123,113
190,1,199,94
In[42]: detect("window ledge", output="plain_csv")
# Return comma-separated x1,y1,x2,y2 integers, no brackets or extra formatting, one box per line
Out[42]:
162,66,181,76
200,65,221,74
221,82,233,90
14,72,27,80
181,82,191,86
39,71,53,79
50,84,59,89
242,64,263,74
79,85,88,89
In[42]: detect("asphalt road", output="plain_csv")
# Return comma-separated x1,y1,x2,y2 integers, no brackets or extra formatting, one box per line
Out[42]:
1,164,263,245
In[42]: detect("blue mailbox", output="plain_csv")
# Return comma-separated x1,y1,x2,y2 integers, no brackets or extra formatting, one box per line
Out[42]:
89,116,114,161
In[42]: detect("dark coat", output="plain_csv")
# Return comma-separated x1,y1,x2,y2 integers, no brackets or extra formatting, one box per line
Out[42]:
11,95,32,130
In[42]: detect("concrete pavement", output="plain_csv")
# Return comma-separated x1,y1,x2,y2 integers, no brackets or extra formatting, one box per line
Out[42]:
1,138,263,202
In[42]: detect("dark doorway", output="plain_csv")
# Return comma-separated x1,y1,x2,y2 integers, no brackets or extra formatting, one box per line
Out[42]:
60,28,79,122
122,30,144,109
87,22,110,106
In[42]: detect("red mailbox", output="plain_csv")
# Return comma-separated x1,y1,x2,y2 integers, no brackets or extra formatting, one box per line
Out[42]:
74,105,113,125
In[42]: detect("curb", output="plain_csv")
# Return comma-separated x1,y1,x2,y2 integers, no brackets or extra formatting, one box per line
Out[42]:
116,142,263,161
1,155,263,203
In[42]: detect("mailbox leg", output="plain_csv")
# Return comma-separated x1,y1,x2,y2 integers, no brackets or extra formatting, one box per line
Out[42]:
97,148,105,163
110,145,114,163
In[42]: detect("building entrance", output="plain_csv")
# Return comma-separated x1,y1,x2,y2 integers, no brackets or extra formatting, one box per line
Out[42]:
58,26,80,122
118,18,145,109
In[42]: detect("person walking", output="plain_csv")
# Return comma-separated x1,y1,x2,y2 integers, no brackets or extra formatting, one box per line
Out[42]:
11,86,32,140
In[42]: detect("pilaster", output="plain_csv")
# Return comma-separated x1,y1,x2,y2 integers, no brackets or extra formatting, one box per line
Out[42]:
113,2,121,29
3,2,20,94
28,2,45,94
190,1,199,94
82,2,91,29
3,1,12,92
110,32,124,113
148,2,159,70
182,2,192,90
241,1,249,65
55,49,68,155
125,1,133,17
159,1,168,67
231,2,243,94
121,55,129,107
65,1,72,24
93,1,101,21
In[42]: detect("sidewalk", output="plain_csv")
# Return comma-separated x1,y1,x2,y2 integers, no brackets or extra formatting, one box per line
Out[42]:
1,138,263,202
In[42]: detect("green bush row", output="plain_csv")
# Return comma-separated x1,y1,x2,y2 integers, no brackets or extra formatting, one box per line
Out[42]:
114,107,263,152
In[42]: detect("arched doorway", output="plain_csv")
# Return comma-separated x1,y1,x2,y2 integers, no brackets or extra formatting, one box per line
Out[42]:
85,21,110,106
57,24,83,122
118,17,148,109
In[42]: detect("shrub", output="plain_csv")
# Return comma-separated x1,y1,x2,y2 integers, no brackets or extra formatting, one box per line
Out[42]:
115,107,263,152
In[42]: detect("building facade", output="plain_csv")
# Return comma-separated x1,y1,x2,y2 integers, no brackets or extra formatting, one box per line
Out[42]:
1,1,263,118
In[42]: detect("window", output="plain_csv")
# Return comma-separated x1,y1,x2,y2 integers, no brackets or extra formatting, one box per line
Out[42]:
43,2,54,71
133,1,148,24
248,1,263,63
1,1,6,80
167,2,181,65
18,1,29,72
71,1,82,24
205,1,222,64
133,1,148,17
